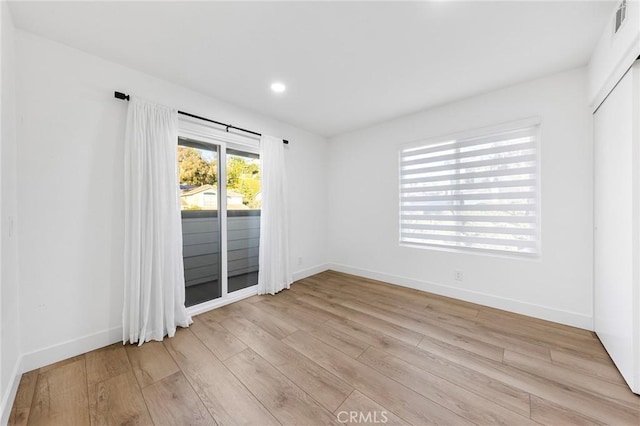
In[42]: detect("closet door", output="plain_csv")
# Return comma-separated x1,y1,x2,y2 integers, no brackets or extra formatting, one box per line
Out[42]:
594,66,639,393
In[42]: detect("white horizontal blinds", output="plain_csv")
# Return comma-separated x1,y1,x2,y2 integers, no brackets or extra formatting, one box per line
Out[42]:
400,125,539,255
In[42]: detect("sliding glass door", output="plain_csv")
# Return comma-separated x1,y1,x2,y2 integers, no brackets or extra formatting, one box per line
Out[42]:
227,149,261,292
178,138,222,307
177,129,261,308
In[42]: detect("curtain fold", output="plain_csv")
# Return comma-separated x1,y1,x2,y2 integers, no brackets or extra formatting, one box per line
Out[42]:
258,135,292,295
123,97,192,345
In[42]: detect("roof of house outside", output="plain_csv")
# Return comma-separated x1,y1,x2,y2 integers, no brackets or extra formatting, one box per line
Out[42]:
181,184,243,198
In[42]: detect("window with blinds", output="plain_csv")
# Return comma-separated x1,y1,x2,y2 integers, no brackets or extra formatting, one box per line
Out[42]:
399,122,540,256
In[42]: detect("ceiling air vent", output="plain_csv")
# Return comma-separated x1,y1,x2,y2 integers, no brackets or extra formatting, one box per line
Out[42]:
615,0,627,34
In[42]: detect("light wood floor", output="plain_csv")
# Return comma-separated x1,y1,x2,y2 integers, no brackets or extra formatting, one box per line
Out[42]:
9,271,640,425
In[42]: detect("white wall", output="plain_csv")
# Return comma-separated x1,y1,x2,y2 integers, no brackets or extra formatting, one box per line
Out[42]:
328,68,594,329
588,0,640,110
0,0,21,422
15,30,328,371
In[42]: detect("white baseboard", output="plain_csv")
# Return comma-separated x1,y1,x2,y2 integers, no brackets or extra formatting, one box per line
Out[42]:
293,263,329,282
21,326,122,374
328,263,593,330
18,264,327,375
0,356,23,426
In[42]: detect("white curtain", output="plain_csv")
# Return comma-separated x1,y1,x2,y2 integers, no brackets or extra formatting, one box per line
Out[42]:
258,135,292,295
123,97,192,345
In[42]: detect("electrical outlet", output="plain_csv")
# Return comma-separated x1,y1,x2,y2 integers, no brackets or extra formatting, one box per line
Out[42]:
297,257,303,266
454,270,463,281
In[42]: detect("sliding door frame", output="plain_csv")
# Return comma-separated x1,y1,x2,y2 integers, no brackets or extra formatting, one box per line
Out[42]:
178,115,260,317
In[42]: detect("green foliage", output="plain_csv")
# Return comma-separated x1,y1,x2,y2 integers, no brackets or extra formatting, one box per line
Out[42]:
226,156,259,187
178,148,261,208
225,155,261,208
238,178,261,208
178,147,217,186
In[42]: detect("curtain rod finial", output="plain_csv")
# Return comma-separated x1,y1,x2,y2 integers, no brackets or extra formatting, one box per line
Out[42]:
114,91,130,101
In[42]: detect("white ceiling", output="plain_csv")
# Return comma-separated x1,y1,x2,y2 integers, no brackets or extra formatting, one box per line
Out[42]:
8,1,615,137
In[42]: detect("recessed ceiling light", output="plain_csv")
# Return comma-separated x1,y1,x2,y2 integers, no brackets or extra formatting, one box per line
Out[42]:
271,82,286,93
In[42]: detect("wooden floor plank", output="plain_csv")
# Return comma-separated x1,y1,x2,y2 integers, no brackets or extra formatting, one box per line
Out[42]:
283,330,474,425
8,370,38,426
163,328,279,426
239,294,269,304
550,347,626,385
322,278,549,361
85,343,131,385
326,314,531,417
275,290,346,323
334,391,408,426
225,348,340,425
503,349,640,410
256,292,337,324
289,291,424,346
479,304,596,338
88,371,152,425
319,273,596,359
11,270,639,426
36,355,84,374
341,298,506,361
125,340,180,389
314,280,429,318
417,335,640,425
314,278,551,362
359,346,537,425
27,358,90,426
422,297,481,318
530,395,605,426
221,317,353,412
221,317,294,366
196,306,229,323
319,276,479,319
190,315,247,361
320,271,481,315
478,308,598,344
305,276,443,319
222,302,298,339
305,324,370,359
141,371,214,426
252,298,370,358
475,310,608,360
410,310,553,362
251,297,322,331
380,333,532,416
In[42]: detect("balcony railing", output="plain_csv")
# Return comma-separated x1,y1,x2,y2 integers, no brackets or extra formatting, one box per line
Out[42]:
181,210,260,288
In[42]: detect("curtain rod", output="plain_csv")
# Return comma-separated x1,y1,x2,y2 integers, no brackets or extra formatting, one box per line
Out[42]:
114,91,289,144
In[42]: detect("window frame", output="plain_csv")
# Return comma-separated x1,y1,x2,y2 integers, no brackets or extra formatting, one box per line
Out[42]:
178,115,261,315
398,117,542,259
